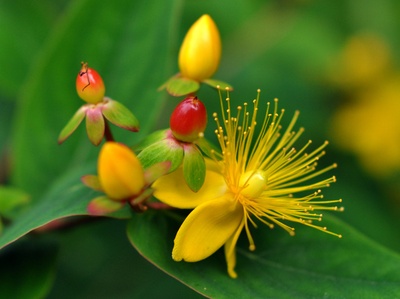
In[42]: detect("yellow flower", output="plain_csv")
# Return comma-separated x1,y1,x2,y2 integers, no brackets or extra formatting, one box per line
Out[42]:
98,141,145,200
178,14,221,81
153,90,343,278
331,77,400,177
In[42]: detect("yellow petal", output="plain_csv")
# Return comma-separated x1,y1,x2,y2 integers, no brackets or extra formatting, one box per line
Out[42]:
152,165,227,208
98,142,145,200
172,196,243,262
178,14,221,81
224,219,245,279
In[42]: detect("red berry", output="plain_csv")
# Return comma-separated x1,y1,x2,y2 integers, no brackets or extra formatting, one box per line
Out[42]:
76,62,105,104
170,96,207,142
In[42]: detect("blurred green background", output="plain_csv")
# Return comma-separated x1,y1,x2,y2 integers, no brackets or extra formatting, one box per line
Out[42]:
0,0,399,298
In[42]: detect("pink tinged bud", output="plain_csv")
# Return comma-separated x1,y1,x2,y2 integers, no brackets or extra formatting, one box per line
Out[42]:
170,96,207,143
98,142,145,201
76,62,105,104
178,14,221,81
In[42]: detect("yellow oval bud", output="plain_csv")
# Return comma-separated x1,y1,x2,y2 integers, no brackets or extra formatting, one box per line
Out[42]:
98,142,145,201
178,14,221,81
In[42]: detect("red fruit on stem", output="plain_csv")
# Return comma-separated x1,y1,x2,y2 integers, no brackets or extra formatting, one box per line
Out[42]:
170,96,207,142
76,62,105,104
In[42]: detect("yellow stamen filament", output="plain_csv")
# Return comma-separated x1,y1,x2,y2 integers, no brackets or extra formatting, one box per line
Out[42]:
212,89,343,244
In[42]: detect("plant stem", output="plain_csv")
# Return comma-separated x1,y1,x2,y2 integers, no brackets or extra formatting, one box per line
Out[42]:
104,120,115,142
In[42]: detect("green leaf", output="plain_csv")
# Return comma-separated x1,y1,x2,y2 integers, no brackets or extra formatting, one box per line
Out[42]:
12,0,183,198
167,77,200,96
102,98,139,132
0,240,57,299
0,164,96,250
127,212,400,298
0,161,132,250
0,164,131,249
182,144,206,192
137,138,184,172
203,78,233,91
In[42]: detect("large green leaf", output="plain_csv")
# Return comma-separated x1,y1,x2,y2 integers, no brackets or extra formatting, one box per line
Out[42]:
0,164,96,250
127,211,400,298
12,0,183,198
48,219,204,298
0,161,133,250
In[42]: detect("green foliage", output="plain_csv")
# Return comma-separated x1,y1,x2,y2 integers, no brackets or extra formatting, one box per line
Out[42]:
128,211,400,298
11,0,181,198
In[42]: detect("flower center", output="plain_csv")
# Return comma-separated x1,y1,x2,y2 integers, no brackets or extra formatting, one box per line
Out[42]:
239,171,266,199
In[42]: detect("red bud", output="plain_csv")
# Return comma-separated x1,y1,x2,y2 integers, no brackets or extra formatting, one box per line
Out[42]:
76,62,105,104
170,96,207,142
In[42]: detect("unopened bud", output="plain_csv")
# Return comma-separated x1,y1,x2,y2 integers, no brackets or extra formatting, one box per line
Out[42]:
178,14,221,81
76,62,105,104
98,142,145,200
170,96,207,142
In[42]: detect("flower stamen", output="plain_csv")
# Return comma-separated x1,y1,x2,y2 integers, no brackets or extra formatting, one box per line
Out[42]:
211,90,343,243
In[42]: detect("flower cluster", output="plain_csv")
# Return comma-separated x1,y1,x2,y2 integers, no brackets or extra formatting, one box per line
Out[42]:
153,90,343,278
58,62,139,145
59,14,343,278
160,14,232,96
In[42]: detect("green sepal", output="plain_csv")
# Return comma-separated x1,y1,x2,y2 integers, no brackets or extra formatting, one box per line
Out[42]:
85,106,105,146
87,196,125,216
203,78,233,91
57,106,86,144
143,161,172,185
182,144,206,192
0,186,30,219
133,129,168,152
102,98,139,132
130,188,154,206
81,175,102,191
137,137,183,172
195,137,220,159
157,73,179,91
166,77,200,97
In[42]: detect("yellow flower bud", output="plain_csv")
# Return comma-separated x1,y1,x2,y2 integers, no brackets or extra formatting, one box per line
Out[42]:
98,142,145,201
178,14,221,81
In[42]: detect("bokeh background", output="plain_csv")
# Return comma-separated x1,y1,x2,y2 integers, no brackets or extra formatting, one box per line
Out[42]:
0,0,399,298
